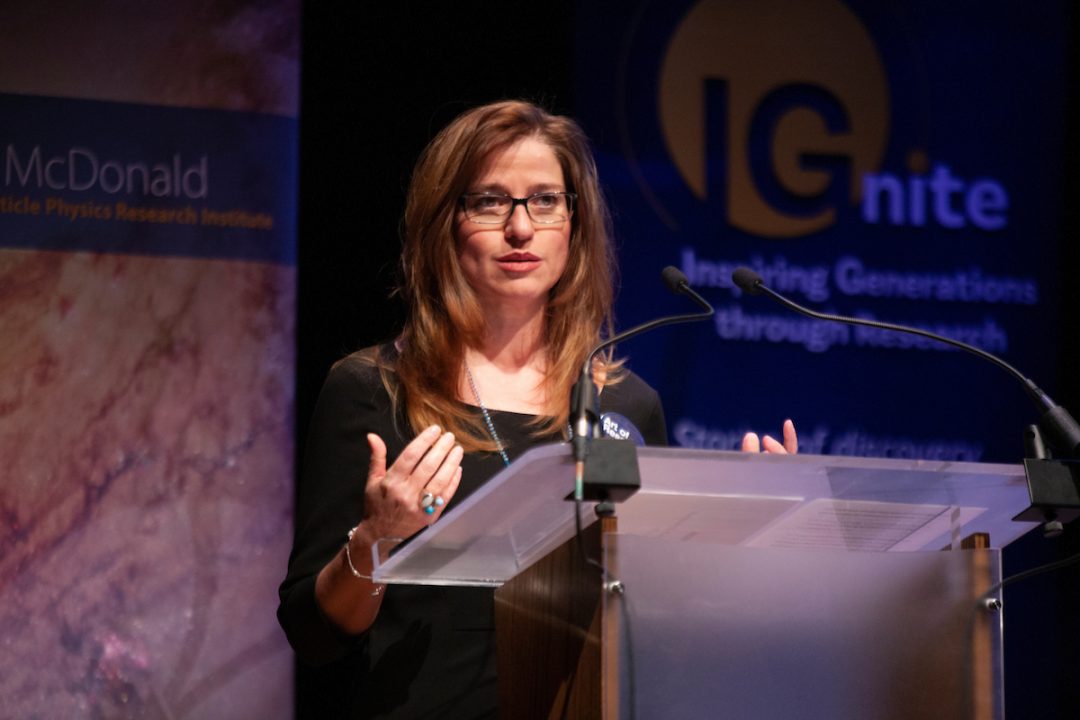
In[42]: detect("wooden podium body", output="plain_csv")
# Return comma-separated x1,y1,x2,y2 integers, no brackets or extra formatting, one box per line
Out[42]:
372,445,1037,719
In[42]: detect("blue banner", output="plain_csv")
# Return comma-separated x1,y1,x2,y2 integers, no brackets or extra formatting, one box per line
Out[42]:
577,0,1068,463
0,92,296,264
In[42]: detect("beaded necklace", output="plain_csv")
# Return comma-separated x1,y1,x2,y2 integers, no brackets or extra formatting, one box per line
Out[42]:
464,363,512,467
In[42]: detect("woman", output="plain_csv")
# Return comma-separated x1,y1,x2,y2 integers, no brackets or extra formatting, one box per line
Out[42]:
278,100,795,718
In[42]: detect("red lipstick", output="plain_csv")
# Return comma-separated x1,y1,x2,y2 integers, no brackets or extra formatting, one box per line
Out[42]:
496,252,540,262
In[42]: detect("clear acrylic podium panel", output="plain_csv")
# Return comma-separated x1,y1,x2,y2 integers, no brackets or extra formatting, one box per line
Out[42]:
372,443,1037,586
606,535,1003,720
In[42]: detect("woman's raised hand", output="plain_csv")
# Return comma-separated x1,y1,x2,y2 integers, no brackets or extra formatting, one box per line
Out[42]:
741,419,798,455
316,425,464,633
362,425,464,542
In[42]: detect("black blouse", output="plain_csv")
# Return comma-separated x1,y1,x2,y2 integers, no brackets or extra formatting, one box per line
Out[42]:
278,347,667,719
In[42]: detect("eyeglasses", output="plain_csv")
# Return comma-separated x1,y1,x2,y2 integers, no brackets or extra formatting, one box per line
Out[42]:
460,191,577,224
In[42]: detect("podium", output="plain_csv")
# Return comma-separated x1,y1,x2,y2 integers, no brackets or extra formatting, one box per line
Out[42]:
371,444,1038,719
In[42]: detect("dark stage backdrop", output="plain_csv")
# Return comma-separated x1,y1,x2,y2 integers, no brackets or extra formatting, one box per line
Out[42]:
299,2,1079,717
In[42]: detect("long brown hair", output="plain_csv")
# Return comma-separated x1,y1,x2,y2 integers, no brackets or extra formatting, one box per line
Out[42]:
386,100,620,452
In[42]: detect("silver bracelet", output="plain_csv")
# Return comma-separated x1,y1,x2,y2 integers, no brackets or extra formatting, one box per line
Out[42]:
345,526,384,597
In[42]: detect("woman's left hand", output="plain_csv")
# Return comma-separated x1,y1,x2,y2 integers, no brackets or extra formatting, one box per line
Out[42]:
741,419,798,454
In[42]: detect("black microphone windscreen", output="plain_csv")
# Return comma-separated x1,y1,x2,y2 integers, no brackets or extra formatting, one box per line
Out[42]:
732,267,765,294
661,266,689,294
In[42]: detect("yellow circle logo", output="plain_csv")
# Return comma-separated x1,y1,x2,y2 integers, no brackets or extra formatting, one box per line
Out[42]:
659,0,890,238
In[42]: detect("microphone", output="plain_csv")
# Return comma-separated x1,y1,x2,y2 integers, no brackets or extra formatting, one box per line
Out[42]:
731,266,1080,459
571,266,713,499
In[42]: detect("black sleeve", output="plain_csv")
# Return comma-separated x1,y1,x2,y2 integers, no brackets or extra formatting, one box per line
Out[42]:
277,353,405,667
601,370,668,446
